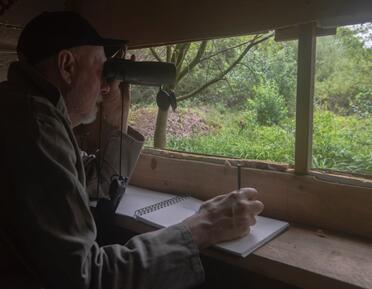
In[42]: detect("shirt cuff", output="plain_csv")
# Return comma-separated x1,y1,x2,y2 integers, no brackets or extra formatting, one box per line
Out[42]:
173,223,205,285
127,223,205,289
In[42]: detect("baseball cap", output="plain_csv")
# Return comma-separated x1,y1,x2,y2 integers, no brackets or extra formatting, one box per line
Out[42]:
17,11,127,64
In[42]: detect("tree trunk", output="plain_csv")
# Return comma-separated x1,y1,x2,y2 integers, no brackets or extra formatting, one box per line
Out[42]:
153,107,169,149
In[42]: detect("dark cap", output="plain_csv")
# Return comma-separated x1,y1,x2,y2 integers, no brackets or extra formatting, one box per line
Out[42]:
17,11,127,64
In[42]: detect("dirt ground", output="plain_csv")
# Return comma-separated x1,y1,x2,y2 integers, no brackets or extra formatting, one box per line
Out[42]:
129,106,211,140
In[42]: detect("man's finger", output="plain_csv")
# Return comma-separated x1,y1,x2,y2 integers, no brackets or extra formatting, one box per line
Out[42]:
238,187,259,201
238,214,257,226
246,200,264,215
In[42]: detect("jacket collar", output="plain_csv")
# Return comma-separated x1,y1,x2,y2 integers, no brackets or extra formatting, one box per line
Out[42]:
7,61,70,123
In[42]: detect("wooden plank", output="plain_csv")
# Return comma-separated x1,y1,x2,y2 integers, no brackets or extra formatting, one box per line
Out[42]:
0,24,21,51
130,151,372,239
203,225,372,289
275,26,337,42
0,52,17,81
142,147,289,172
115,215,372,289
73,0,372,48
295,23,316,174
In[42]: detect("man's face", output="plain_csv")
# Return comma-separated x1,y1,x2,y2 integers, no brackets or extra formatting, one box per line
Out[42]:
66,46,109,126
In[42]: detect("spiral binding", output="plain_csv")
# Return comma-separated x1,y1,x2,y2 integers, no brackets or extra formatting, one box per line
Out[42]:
134,195,189,217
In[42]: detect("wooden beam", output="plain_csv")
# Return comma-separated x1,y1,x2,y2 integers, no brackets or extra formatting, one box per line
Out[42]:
295,23,316,174
275,26,337,42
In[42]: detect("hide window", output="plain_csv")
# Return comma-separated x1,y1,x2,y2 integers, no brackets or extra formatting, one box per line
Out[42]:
129,33,297,167
312,23,372,176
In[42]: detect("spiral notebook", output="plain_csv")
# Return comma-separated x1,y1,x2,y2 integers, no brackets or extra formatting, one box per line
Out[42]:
124,186,289,257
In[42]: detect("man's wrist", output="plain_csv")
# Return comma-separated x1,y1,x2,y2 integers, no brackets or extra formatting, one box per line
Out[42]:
183,212,212,249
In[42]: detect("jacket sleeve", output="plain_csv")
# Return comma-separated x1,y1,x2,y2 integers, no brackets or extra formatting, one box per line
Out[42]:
8,111,204,289
84,123,144,200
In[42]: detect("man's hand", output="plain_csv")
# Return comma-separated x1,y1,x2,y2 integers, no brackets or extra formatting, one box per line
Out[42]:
101,54,135,133
101,80,130,133
183,188,264,248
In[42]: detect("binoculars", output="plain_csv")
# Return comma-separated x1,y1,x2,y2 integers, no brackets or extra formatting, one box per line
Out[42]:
102,58,176,86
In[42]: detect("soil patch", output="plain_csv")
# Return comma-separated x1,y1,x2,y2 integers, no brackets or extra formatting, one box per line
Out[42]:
129,107,211,140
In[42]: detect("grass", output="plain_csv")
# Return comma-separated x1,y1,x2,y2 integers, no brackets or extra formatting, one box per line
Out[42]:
165,108,371,175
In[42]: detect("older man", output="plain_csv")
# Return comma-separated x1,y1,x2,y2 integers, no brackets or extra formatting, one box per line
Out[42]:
0,11,263,289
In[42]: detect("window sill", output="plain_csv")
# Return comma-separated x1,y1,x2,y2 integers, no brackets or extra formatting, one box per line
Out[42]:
115,215,372,289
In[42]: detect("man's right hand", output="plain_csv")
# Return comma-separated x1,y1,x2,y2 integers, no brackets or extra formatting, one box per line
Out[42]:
183,188,264,248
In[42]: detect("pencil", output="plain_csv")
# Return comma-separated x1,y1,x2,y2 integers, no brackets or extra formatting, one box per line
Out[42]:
233,164,241,229
237,164,241,190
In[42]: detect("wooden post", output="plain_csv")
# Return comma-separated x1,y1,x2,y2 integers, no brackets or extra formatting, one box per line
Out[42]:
295,23,316,174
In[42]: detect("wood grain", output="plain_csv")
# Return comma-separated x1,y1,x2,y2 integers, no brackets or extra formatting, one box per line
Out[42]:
130,150,372,239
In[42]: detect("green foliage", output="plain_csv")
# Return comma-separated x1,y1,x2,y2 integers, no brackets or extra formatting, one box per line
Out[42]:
312,110,372,173
166,109,371,174
350,87,372,117
247,81,288,126
315,27,372,116
168,111,295,164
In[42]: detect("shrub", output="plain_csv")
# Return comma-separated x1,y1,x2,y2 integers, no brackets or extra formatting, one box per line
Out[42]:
247,81,288,126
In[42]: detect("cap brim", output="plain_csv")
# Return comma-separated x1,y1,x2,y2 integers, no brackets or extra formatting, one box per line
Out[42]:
101,38,128,58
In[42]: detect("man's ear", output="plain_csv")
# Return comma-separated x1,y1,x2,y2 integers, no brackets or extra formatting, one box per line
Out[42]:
57,50,76,86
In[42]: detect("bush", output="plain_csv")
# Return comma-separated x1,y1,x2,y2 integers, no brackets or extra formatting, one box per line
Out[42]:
350,87,372,117
247,81,288,126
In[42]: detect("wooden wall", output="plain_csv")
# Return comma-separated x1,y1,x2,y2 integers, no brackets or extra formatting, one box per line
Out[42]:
0,24,19,81
130,149,372,240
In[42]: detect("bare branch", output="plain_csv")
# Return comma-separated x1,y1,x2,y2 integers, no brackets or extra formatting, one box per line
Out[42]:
166,46,172,62
175,42,191,72
198,33,268,63
171,44,182,64
177,40,208,83
150,47,163,62
177,33,273,101
211,56,236,96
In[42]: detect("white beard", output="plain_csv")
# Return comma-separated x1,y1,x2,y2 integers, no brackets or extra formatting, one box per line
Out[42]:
80,94,103,125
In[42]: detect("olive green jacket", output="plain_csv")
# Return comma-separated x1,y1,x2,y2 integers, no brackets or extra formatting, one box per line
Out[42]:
0,61,204,289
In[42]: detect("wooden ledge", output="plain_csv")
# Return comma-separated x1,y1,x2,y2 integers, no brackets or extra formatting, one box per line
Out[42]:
115,215,372,289
203,225,372,289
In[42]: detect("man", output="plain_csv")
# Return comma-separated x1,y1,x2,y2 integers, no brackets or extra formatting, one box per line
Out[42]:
0,11,264,289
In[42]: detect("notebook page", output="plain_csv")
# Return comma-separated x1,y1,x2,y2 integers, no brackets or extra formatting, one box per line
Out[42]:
136,202,196,228
116,185,176,217
217,216,289,257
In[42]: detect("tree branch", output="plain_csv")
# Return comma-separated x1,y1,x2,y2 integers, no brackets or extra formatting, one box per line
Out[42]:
177,33,273,101
198,34,266,63
166,45,172,62
150,47,163,62
175,42,191,72
171,44,181,64
177,40,208,83
211,56,236,96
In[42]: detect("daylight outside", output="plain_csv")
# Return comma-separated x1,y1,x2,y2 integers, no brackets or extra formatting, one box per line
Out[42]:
129,24,372,177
